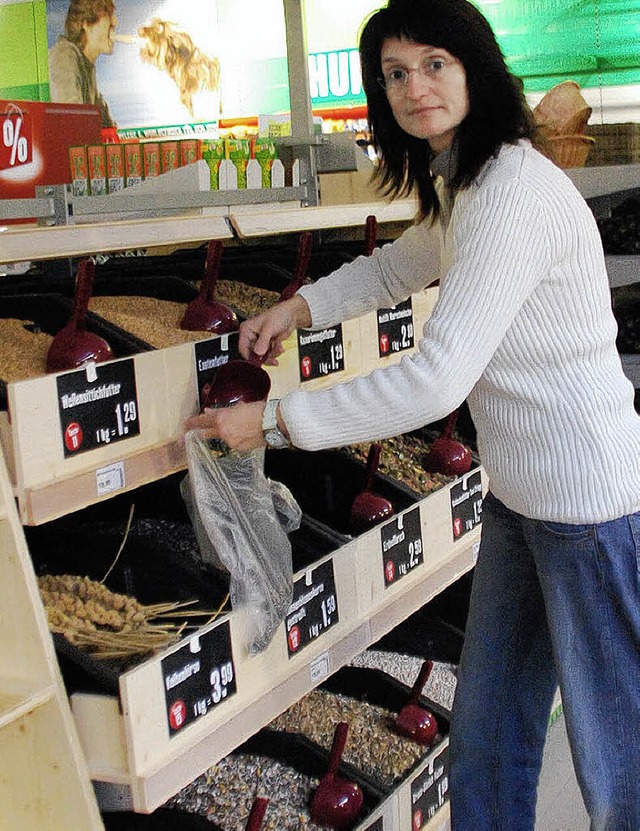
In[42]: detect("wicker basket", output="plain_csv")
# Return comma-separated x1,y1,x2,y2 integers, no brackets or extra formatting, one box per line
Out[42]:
546,134,596,168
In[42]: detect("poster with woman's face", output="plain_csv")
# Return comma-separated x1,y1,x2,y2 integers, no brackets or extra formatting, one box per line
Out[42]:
46,0,223,134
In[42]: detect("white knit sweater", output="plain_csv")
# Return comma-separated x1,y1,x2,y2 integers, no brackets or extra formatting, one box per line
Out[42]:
280,141,640,523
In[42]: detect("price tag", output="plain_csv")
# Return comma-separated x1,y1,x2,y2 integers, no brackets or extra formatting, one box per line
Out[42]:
450,469,483,542
56,359,140,458
381,506,423,587
1,106,32,171
162,620,237,737
96,461,125,497
377,297,414,357
194,332,240,409
286,559,339,657
365,818,384,831
410,744,449,829
297,325,345,382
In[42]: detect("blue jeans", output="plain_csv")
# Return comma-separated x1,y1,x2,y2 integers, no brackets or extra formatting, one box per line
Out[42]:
449,492,640,831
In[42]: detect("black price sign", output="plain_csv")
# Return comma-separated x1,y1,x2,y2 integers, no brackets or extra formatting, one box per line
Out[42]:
56,358,140,458
194,332,240,409
377,297,414,357
410,744,449,830
450,469,483,542
162,620,237,737
286,559,339,657
365,818,384,831
297,325,345,382
381,506,423,587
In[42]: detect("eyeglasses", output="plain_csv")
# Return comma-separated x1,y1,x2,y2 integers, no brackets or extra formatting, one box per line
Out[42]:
377,56,458,94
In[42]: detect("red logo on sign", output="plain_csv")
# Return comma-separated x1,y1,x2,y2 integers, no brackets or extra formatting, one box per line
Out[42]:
413,809,423,830
64,422,83,452
453,517,463,538
380,333,389,353
288,624,301,652
385,560,395,583
300,355,312,378
1,107,32,171
168,699,187,731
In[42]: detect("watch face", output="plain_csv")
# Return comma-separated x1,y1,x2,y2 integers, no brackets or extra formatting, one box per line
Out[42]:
265,428,289,449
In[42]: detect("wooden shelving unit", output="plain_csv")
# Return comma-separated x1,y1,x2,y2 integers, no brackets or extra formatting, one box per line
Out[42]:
1,162,636,830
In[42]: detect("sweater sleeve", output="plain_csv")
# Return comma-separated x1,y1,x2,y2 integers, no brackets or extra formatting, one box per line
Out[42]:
297,219,443,328
281,181,551,450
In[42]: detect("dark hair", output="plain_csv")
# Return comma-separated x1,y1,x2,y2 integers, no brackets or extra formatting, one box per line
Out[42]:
359,0,538,220
65,0,115,48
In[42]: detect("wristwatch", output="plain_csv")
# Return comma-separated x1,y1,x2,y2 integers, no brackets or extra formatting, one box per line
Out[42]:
262,399,290,449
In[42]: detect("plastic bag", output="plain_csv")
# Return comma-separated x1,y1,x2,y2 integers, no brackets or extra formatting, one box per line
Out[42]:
181,431,301,654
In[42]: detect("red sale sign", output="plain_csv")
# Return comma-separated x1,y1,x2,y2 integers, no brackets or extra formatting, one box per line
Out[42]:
0,106,33,171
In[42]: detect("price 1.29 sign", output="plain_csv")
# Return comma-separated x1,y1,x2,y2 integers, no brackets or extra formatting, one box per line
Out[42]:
285,559,339,657
381,506,423,587
162,620,237,736
297,325,345,382
56,359,140,457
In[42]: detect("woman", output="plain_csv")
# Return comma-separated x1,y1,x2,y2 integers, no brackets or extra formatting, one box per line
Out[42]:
185,1,640,828
48,0,118,127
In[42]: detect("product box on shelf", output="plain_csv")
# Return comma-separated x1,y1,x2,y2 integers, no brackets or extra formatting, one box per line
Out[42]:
87,144,107,196
105,144,125,193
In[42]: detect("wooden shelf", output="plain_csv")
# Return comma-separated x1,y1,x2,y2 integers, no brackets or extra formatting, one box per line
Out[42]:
566,164,640,200
0,684,56,730
607,255,639,288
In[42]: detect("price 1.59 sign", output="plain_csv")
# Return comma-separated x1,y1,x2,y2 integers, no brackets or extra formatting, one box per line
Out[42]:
450,469,483,541
297,325,345,382
410,744,449,829
377,297,414,357
56,359,140,458
162,620,237,736
285,559,339,657
381,506,423,587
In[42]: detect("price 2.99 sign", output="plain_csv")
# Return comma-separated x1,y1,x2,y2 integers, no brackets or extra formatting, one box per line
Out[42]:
56,359,140,457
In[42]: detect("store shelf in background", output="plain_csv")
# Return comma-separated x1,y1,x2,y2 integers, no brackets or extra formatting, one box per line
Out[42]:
566,164,640,201
606,255,639,288
621,353,640,387
0,684,55,731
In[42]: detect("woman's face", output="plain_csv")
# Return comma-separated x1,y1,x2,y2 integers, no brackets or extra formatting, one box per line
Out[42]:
379,37,470,153
83,11,117,62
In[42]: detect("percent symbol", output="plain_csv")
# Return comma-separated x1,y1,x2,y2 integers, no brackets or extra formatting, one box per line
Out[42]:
2,115,29,166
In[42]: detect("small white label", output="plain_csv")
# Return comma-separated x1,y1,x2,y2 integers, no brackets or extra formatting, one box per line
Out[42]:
96,461,125,496
472,541,481,562
310,652,330,685
85,362,98,383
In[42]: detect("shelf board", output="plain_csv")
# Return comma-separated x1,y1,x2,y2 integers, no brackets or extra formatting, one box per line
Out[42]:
607,255,639,288
621,354,640,388
0,684,56,731
229,199,418,238
566,164,640,200
0,214,233,264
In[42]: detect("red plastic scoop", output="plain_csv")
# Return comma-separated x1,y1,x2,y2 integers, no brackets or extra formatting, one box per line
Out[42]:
423,410,472,477
395,660,439,746
181,239,239,334
244,796,269,830
279,231,313,301
46,259,114,373
310,721,364,829
201,356,271,409
348,443,394,535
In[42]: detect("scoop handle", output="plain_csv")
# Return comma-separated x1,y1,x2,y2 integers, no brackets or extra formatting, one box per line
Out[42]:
440,409,460,441
365,214,378,256
70,259,96,331
202,239,224,303
327,721,349,776
280,231,313,300
408,660,434,706
244,796,269,831
364,442,382,492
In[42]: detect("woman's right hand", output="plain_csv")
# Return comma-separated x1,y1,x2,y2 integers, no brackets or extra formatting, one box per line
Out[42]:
239,294,312,366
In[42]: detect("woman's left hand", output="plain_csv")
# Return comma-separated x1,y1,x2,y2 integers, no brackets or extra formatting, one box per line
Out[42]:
184,401,266,452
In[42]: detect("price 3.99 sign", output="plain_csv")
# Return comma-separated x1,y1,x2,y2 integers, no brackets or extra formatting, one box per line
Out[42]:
56,359,140,457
